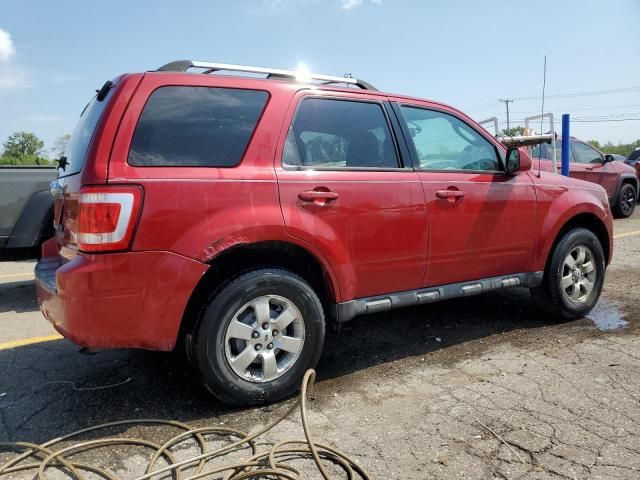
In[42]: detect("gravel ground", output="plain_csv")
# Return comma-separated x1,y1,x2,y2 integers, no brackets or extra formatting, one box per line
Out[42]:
0,211,639,479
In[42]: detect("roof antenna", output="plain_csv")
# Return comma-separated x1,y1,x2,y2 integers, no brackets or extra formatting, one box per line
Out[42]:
537,55,547,178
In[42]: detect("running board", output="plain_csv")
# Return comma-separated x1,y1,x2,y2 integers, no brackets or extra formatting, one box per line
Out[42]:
335,272,543,323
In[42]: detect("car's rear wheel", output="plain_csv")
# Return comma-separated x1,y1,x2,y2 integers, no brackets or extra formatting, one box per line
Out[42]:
193,268,325,405
614,183,636,218
531,228,605,319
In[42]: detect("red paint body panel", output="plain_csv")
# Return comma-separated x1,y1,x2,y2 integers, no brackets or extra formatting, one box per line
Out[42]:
277,168,428,300
528,172,613,267
36,242,208,350
35,69,614,352
419,170,538,286
274,90,427,300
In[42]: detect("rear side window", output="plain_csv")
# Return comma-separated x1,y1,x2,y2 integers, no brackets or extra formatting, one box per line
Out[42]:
61,93,110,177
129,86,268,167
282,98,400,169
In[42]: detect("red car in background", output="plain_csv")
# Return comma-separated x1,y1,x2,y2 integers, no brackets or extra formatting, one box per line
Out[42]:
532,138,638,218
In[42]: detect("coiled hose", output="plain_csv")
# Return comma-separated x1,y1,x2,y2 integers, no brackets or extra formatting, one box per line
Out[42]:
0,370,370,480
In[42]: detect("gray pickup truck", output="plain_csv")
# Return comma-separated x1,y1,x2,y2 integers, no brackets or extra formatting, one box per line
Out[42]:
0,166,57,256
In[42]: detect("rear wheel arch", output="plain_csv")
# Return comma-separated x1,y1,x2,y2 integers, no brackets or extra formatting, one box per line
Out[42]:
178,240,338,352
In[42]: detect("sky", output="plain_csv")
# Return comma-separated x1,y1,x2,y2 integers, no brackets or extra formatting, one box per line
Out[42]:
1,0,639,157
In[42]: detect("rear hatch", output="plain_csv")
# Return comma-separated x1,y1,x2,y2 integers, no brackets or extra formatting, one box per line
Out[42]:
53,84,112,258
50,76,142,259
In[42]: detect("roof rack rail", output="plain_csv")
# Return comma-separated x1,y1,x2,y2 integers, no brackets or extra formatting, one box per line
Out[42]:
156,60,377,91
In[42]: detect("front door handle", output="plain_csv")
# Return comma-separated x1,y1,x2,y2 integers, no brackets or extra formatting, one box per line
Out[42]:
298,189,340,205
436,189,466,202
585,166,593,171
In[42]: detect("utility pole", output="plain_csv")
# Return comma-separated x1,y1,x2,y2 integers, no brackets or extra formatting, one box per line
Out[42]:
499,98,514,133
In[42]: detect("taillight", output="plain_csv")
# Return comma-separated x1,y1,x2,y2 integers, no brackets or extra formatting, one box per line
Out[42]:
77,185,143,252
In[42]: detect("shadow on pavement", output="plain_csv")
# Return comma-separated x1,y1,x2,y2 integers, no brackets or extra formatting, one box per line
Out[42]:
0,287,572,444
0,280,39,314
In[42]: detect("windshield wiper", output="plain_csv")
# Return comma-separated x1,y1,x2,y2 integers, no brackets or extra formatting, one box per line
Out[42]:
57,155,68,171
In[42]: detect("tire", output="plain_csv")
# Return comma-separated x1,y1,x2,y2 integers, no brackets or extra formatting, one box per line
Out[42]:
192,268,325,405
531,228,605,319
613,183,636,218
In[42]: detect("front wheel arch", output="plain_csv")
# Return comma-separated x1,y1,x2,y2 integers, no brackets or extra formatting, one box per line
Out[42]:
543,213,610,273
533,227,606,319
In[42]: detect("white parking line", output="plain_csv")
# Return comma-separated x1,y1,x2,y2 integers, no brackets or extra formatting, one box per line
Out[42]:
0,272,34,280
613,230,640,240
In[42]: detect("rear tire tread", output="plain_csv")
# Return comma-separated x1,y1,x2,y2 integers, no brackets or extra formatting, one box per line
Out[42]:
192,268,325,405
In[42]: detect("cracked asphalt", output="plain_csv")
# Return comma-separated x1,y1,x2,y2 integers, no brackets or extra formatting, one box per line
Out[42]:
1,211,639,479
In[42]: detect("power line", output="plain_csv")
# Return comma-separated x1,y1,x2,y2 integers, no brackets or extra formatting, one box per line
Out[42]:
490,117,640,125
511,86,640,101
508,103,640,115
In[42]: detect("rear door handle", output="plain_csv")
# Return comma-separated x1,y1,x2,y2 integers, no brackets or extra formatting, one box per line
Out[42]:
298,189,340,205
436,189,466,201
585,166,593,170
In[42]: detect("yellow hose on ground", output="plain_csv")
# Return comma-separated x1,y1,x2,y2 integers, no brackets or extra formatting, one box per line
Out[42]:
0,370,370,480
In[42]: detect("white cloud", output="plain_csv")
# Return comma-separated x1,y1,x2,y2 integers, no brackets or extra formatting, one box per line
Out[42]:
340,0,380,10
0,28,15,62
263,0,289,9
0,29,32,90
341,0,363,9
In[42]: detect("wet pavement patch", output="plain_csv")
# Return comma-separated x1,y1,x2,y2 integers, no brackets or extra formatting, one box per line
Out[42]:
587,300,630,331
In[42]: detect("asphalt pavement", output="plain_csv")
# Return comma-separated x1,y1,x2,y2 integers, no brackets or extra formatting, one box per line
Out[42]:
1,211,639,479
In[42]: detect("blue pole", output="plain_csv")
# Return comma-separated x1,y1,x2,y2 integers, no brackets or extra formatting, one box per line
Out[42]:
561,114,570,176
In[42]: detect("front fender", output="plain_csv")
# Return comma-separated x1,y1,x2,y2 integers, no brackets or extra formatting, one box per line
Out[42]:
533,179,612,270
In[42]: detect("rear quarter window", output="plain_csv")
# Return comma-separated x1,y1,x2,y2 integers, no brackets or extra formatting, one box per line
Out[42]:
61,93,110,178
128,86,268,167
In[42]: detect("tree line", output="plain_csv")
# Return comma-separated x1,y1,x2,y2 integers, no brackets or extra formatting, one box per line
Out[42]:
0,132,69,166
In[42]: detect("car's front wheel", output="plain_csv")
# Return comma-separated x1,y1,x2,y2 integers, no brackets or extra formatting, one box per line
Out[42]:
531,228,605,319
614,183,636,218
193,268,325,405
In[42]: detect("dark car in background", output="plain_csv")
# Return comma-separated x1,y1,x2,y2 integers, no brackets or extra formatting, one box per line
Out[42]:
610,153,627,163
0,165,57,258
626,147,640,175
532,137,638,218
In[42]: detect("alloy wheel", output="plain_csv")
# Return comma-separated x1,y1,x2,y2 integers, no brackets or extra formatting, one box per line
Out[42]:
561,245,597,303
621,186,635,216
224,295,305,383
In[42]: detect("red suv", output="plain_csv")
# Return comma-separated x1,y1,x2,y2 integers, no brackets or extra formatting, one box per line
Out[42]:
532,138,638,218
36,60,613,404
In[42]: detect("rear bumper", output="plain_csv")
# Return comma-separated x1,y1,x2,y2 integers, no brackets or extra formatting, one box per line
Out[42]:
35,239,209,351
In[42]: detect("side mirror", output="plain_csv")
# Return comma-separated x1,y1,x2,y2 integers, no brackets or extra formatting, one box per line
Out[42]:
505,147,532,174
604,154,615,163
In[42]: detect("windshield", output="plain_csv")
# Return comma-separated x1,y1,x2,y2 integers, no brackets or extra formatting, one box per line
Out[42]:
59,91,110,177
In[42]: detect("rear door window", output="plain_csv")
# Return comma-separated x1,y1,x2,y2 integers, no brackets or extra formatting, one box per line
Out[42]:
129,86,268,167
282,97,400,169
